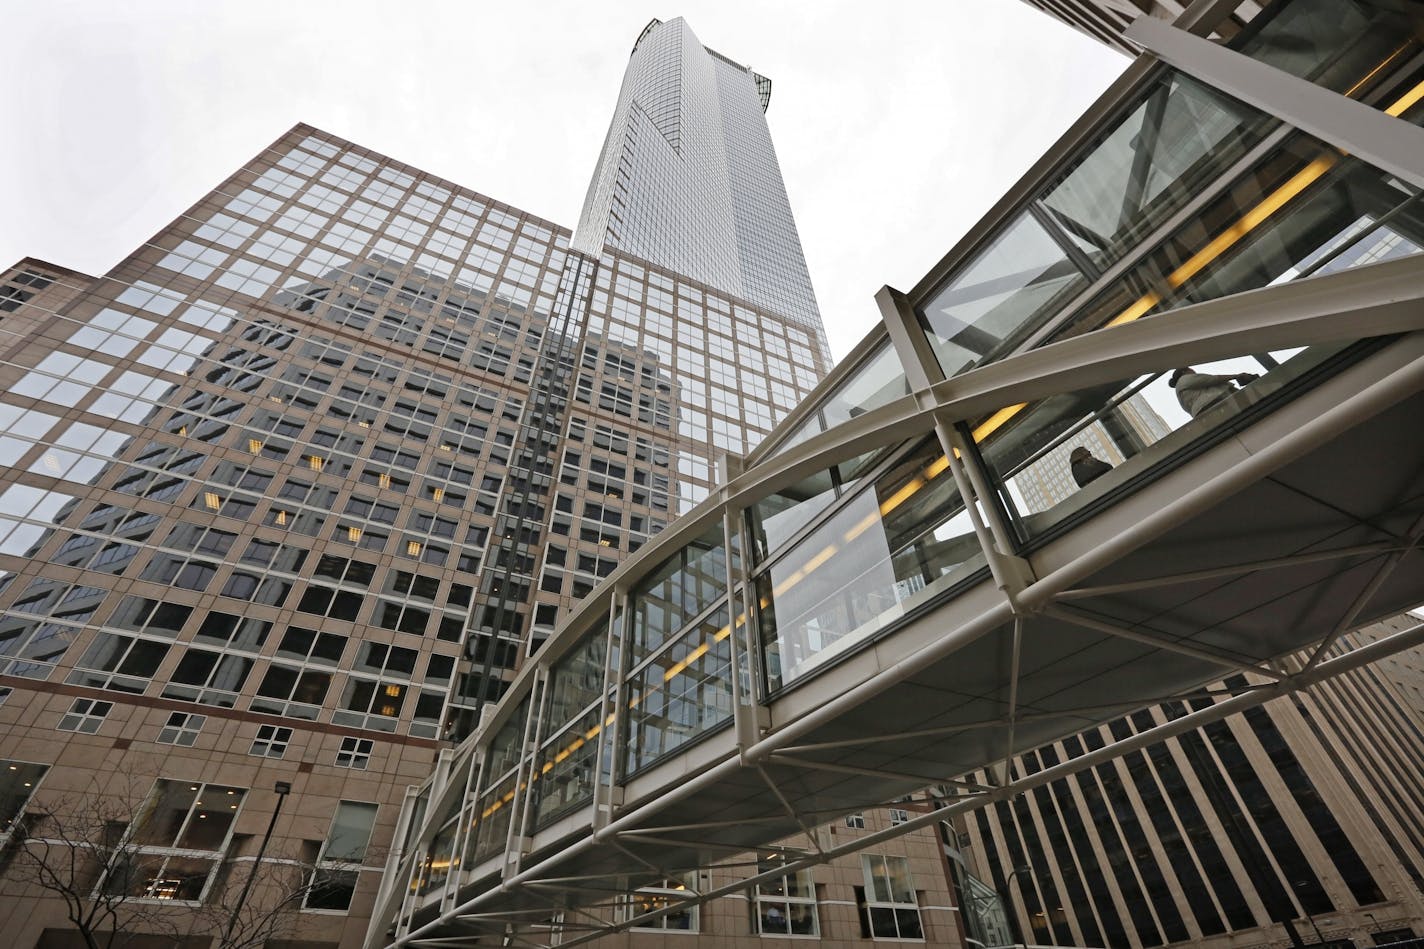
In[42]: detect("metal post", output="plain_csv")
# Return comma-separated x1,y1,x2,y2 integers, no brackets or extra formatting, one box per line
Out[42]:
589,587,625,829
1001,865,1031,948
224,781,291,947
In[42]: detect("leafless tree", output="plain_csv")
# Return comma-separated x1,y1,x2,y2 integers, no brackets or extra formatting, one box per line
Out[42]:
3,775,350,949
4,774,182,949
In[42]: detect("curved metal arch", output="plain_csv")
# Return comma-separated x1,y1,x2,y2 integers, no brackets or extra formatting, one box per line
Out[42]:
488,250,1424,742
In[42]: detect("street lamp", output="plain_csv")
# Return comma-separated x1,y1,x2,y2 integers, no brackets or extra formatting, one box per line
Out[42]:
223,781,293,946
1000,865,1032,948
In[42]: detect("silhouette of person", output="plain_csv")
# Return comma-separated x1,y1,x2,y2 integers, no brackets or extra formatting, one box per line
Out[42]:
1169,366,1258,417
1070,446,1112,488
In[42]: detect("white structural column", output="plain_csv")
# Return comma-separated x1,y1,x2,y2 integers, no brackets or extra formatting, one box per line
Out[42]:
1126,15,1424,189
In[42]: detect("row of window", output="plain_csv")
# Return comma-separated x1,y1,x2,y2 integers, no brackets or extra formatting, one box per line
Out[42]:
617,855,923,940
55,699,376,768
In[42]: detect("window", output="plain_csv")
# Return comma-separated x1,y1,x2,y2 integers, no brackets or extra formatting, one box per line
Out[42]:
57,697,113,733
622,876,698,932
888,808,909,827
156,712,206,746
249,724,294,758
163,648,253,707
845,812,865,829
252,663,332,719
756,860,819,936
305,801,378,911
1,759,48,843
118,780,246,901
335,737,374,770
67,632,171,692
334,678,407,732
859,855,923,940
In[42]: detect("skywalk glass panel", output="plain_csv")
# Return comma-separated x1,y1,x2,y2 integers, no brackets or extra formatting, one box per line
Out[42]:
629,526,729,663
1039,73,1270,270
1049,131,1421,345
978,338,1369,548
625,601,734,774
1233,0,1424,107
771,340,910,455
757,438,978,691
919,215,1087,378
532,625,608,826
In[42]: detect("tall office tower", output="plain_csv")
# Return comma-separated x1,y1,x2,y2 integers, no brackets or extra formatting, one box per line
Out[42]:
0,25,832,940
574,17,827,355
955,611,1424,949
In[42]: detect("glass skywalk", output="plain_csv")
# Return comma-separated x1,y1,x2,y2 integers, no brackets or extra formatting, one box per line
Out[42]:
374,3,1424,945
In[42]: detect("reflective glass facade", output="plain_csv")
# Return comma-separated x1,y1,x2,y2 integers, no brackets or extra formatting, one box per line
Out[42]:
574,18,827,353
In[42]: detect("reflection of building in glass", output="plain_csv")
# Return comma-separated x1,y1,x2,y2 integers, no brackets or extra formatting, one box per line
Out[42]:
1012,392,1172,512
0,76,832,945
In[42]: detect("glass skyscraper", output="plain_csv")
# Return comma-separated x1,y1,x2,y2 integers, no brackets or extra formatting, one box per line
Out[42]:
574,18,825,353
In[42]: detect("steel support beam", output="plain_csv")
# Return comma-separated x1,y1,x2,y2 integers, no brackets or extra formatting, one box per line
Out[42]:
531,621,1424,949
1044,603,1286,679
1127,16,1424,189
1058,541,1405,599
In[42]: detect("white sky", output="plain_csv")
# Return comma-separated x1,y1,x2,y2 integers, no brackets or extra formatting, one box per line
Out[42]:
2,0,1127,361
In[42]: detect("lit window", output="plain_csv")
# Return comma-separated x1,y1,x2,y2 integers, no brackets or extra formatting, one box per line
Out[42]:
122,779,247,901
622,875,698,932
0,759,48,843
756,858,819,936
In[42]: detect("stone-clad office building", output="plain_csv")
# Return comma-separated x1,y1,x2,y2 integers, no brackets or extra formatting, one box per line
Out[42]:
0,19,847,944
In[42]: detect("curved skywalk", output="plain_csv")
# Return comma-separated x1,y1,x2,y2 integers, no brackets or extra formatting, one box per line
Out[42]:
371,5,1424,947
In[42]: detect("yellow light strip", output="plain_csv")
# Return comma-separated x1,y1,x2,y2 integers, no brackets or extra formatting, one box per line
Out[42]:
1166,155,1339,292
1385,78,1424,117
972,404,1027,442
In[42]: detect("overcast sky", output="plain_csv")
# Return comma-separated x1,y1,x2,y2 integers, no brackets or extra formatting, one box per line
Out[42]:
3,1,1126,360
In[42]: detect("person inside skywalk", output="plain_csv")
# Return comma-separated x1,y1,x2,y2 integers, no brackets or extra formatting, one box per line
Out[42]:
1069,445,1113,488
1168,366,1259,417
